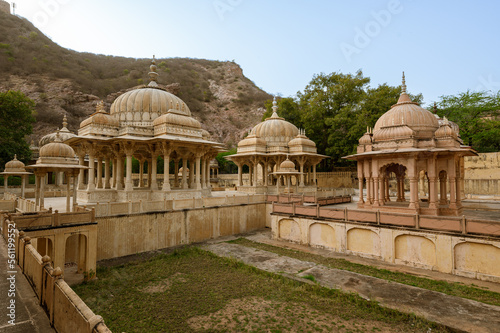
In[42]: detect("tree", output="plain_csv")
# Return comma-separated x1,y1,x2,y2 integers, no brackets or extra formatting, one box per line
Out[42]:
295,72,424,168
297,71,370,167
216,148,238,174
434,90,500,152
0,90,36,168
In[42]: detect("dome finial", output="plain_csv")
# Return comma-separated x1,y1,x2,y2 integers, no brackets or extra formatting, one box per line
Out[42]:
401,71,407,94
271,96,279,117
396,72,413,104
433,102,437,114
13,154,17,160
148,56,159,87
96,100,106,113
62,115,68,129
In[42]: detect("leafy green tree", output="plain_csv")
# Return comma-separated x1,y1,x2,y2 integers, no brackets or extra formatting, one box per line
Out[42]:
0,90,36,168
216,148,238,174
297,71,370,166
434,90,500,152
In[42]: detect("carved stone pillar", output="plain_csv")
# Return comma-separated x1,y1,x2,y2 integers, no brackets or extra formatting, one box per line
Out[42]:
96,156,103,189
104,157,111,189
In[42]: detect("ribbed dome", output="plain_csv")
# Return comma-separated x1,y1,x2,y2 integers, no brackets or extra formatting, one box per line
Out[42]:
110,58,190,123
251,99,298,144
81,101,119,128
110,87,190,123
435,118,457,139
4,155,26,172
288,131,316,147
359,131,372,145
373,125,415,141
152,111,201,129
39,139,75,159
280,158,296,170
238,133,266,147
373,74,438,140
39,116,76,147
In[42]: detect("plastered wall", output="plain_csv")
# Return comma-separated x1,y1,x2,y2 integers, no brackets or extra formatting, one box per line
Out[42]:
272,215,500,283
96,203,268,260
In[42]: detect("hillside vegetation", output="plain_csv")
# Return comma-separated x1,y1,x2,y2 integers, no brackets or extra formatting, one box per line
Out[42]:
0,10,271,146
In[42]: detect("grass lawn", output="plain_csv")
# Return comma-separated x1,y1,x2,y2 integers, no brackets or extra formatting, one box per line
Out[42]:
230,238,500,307
73,247,451,333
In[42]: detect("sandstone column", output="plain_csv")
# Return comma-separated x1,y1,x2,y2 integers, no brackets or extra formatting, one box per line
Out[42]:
104,157,111,189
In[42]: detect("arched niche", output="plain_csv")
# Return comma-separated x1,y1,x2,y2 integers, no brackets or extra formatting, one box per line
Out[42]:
278,218,301,243
309,223,335,249
347,228,380,256
454,242,500,277
395,234,436,267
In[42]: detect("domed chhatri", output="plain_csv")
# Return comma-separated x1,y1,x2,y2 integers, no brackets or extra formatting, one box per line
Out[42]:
65,57,223,203
26,132,87,211
227,97,326,194
1,155,32,198
344,73,477,216
4,155,27,173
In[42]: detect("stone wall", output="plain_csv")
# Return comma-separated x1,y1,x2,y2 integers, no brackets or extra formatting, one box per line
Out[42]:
464,152,500,195
6,230,111,333
272,214,500,283
96,203,268,260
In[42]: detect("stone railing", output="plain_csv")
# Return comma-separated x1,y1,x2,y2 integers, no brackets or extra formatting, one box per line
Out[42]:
267,191,352,206
6,208,95,231
90,194,267,217
4,223,111,333
272,203,500,238
3,192,39,213
3,192,18,200
16,197,38,212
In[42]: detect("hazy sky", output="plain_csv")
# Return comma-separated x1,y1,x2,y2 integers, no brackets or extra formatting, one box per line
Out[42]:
10,0,500,106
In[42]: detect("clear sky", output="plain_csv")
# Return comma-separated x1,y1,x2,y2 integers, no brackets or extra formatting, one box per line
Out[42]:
10,0,500,106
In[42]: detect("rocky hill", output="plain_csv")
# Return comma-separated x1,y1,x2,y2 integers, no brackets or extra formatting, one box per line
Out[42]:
0,10,271,147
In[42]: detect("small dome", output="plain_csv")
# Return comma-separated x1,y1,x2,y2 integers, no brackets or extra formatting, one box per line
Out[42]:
201,129,211,140
288,129,316,147
80,101,119,128
178,167,189,176
373,73,439,140
435,117,457,139
250,98,298,145
238,133,266,147
280,158,296,170
4,155,26,172
210,159,218,167
39,135,75,159
358,129,372,145
152,111,201,129
39,115,76,147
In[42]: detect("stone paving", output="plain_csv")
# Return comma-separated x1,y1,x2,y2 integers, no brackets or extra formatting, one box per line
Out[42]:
0,236,54,333
204,235,500,333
